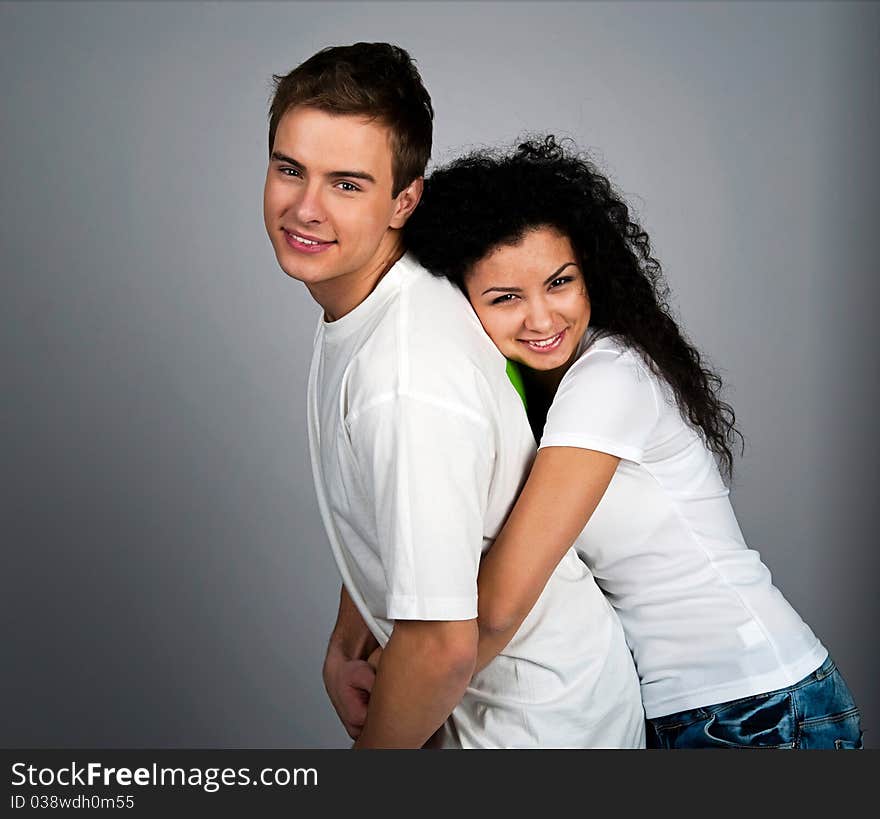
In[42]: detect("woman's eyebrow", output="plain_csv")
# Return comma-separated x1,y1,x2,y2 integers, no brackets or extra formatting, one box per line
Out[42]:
481,262,577,296
542,262,578,284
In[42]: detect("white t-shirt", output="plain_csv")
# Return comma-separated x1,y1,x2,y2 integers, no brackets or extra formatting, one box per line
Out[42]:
540,332,827,718
307,253,645,748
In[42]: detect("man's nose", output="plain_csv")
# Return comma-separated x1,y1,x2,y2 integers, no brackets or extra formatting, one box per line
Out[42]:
294,182,326,224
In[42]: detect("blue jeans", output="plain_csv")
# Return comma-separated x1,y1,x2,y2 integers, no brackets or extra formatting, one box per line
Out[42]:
646,656,863,749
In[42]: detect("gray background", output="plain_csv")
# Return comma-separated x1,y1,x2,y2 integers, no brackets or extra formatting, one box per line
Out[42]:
2,1,877,748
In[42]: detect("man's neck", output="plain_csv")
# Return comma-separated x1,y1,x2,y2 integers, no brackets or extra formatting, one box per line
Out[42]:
308,232,405,322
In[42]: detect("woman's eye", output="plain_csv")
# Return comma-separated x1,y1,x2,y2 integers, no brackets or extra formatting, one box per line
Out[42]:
550,276,573,289
490,293,517,305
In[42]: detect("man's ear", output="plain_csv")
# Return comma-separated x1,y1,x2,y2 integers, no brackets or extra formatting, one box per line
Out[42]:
389,176,424,229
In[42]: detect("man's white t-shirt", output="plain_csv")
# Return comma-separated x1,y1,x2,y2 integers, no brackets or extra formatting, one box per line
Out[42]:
307,253,645,748
540,332,827,718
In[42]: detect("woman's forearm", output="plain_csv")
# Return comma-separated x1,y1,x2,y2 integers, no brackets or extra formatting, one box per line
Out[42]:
473,446,620,674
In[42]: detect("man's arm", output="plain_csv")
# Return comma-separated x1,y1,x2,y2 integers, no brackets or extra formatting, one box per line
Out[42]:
323,585,380,740
347,392,494,748
353,618,477,749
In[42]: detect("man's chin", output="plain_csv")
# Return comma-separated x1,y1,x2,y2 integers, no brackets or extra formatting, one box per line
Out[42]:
279,265,310,283
276,255,324,285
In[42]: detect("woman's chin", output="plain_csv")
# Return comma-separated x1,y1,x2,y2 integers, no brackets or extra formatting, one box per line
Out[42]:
510,357,559,375
517,349,574,372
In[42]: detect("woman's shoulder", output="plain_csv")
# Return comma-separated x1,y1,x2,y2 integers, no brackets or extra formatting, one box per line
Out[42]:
542,331,664,458
567,331,657,389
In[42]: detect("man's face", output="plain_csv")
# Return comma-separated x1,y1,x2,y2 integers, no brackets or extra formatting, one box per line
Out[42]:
263,106,417,301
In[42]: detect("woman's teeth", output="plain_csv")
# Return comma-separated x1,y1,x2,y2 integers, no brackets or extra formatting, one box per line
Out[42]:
524,331,564,350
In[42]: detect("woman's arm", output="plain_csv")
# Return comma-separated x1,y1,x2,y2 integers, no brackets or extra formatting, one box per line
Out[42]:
474,445,619,674
360,447,617,679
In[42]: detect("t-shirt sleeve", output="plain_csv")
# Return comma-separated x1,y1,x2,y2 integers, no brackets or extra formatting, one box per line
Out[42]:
539,348,661,463
347,393,492,622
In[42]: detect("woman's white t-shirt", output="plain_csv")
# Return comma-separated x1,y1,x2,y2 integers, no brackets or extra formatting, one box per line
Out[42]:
539,332,827,718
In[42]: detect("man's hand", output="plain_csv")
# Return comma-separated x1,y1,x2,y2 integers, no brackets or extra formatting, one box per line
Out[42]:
323,647,376,740
323,586,380,740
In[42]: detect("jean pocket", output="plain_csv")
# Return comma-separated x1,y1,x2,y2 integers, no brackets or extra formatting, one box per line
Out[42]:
701,693,797,749
801,707,863,750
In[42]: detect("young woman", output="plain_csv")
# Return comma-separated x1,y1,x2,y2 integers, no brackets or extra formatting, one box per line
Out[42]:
403,136,863,749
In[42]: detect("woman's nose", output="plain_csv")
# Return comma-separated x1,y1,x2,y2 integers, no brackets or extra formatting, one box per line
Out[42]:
523,299,555,334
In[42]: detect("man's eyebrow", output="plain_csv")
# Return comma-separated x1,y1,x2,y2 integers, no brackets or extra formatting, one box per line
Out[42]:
327,170,376,183
481,262,578,296
270,151,376,184
270,151,303,167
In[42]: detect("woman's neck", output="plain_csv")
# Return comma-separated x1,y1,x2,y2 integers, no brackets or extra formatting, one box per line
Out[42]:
522,363,568,398
519,362,568,442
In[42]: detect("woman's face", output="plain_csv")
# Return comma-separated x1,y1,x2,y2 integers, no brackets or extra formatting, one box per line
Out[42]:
465,226,590,372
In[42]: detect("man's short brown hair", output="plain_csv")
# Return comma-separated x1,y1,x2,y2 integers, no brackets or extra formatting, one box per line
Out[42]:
268,42,434,197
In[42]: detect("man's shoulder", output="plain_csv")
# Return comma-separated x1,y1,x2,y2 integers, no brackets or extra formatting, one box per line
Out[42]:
397,254,480,325
343,255,509,415
357,255,497,366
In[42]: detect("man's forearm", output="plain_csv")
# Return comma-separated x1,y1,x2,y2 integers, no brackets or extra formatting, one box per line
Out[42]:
326,584,379,663
473,621,519,675
354,619,477,749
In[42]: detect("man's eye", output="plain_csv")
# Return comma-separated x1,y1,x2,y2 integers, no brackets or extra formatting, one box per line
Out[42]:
280,167,301,177
336,181,360,192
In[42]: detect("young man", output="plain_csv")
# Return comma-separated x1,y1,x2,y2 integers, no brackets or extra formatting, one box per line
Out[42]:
263,42,644,748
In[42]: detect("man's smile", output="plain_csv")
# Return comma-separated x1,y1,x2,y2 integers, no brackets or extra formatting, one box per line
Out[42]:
283,228,337,253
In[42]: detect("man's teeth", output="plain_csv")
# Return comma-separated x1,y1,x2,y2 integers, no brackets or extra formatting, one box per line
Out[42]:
291,232,320,245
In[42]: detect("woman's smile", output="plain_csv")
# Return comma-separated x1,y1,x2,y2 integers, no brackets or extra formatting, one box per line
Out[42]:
519,328,567,353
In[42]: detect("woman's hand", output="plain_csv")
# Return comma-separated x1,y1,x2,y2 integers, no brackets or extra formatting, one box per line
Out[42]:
367,646,383,672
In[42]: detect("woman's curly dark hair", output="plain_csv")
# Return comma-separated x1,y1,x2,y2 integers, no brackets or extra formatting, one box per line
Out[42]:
405,135,743,480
